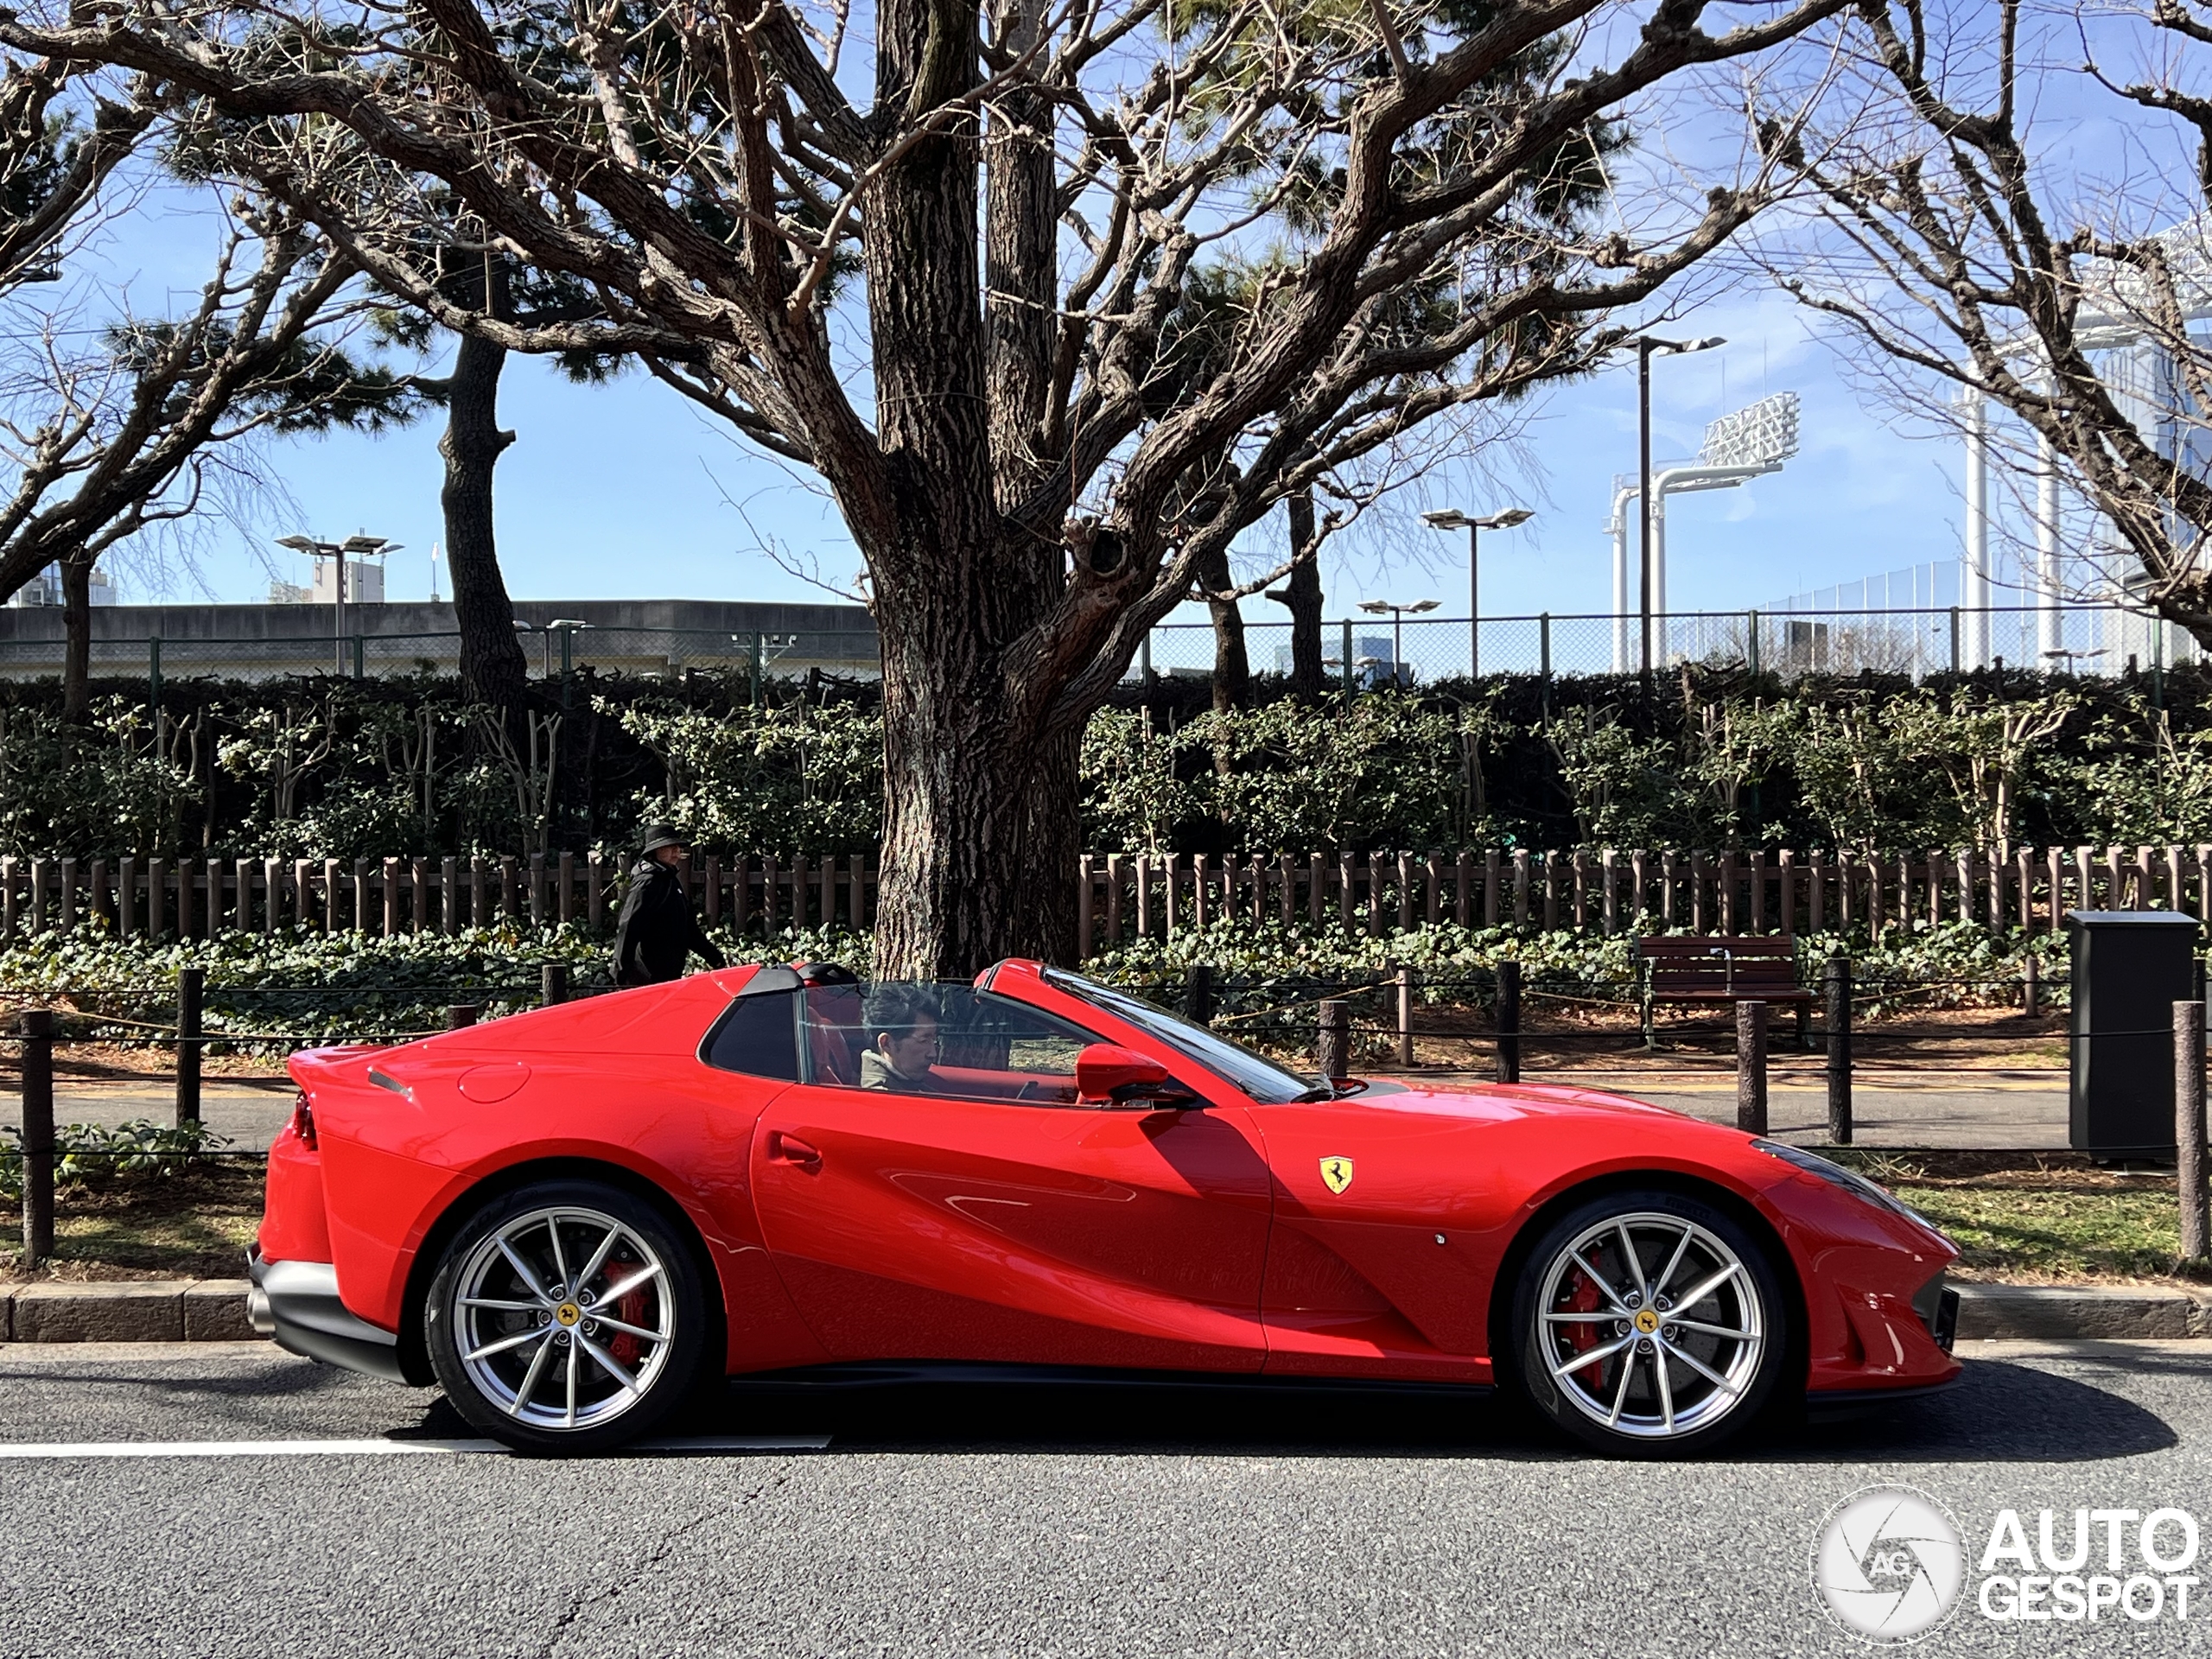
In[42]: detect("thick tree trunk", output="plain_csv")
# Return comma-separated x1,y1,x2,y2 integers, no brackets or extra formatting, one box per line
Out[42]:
60,555,90,722
1195,541,1249,714
439,257,529,715
863,0,1083,979
1268,492,1325,699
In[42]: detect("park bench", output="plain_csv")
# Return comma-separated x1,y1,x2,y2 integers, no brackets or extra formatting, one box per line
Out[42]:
1637,936,1815,1048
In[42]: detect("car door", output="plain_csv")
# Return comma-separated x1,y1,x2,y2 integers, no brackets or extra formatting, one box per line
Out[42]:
750,983,1274,1372
1249,1091,1506,1382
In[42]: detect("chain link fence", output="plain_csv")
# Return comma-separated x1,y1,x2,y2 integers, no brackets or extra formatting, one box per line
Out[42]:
1137,604,2188,690
0,604,2184,690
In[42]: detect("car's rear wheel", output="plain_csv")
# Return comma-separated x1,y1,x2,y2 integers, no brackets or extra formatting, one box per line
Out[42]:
426,1180,706,1453
1509,1189,1789,1457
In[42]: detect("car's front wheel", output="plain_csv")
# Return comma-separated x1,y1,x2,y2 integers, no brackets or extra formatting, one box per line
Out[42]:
426,1180,707,1452
1509,1189,1789,1457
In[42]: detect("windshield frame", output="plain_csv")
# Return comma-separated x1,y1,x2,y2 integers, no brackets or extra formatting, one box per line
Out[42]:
1042,969,1318,1104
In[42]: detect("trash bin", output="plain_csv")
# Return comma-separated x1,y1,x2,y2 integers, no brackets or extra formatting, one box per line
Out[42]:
2069,909,2202,1160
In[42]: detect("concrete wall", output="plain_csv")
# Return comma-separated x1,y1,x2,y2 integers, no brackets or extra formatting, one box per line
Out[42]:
0,598,880,682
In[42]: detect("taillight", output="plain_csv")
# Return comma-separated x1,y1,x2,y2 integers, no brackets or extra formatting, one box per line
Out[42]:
289,1093,317,1150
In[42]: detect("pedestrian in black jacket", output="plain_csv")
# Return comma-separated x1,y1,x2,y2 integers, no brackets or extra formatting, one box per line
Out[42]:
612,823,727,987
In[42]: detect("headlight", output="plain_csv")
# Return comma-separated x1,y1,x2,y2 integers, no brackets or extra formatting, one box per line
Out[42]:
1751,1139,1948,1239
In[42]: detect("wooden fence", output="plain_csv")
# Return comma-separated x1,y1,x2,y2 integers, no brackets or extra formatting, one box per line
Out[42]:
1076,844,2212,955
1,844,2208,954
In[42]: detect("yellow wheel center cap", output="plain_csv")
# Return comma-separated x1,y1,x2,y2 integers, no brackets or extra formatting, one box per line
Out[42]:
1634,1308,1660,1334
555,1302,582,1327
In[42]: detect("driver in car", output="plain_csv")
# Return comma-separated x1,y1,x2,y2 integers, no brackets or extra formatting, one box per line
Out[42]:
860,983,945,1094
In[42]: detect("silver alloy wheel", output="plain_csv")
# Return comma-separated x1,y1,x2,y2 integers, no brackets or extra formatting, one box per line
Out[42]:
1533,1210,1765,1441
450,1205,675,1432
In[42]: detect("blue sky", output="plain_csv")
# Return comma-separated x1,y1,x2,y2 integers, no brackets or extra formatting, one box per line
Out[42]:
67,22,2005,638
142,278,1965,630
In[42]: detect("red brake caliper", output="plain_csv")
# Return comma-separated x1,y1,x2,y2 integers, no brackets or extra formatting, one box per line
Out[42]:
1562,1261,1605,1381
609,1287,647,1368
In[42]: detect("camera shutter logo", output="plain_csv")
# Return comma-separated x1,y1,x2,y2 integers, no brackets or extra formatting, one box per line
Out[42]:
1810,1485,1966,1642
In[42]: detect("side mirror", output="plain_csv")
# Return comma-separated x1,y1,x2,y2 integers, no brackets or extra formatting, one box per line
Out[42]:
1075,1044,1199,1110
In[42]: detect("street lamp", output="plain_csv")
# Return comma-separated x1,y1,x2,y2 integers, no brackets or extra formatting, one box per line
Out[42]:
2043,646,2107,676
546,619,593,703
1627,335,1724,677
277,532,399,674
1421,507,1532,677
1357,597,1439,687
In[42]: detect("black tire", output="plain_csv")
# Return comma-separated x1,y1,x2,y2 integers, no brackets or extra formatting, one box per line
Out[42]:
425,1179,708,1453
1507,1187,1791,1458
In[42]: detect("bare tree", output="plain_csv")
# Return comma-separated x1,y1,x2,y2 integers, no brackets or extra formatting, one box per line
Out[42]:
1266,491,1331,697
0,54,153,290
1757,0,2212,646
0,199,438,714
2,0,1848,970
0,56,440,715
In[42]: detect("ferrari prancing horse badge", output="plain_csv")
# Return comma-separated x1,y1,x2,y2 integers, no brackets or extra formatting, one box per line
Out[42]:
1319,1156,1355,1195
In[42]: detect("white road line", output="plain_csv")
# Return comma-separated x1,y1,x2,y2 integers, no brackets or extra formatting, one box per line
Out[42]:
0,1434,830,1460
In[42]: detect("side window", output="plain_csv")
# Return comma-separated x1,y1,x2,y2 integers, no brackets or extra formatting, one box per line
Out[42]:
832,983,1102,1103
702,989,799,1082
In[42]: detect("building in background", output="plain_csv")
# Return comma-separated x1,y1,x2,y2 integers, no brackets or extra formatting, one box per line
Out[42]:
7,565,117,608
270,550,385,605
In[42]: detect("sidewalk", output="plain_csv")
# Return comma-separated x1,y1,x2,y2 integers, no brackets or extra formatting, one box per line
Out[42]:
6,1071,2073,1150
0,1080,295,1150
1414,1068,2069,1148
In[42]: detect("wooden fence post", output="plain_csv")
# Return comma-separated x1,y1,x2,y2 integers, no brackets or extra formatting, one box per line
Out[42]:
1736,1001,1768,1135
542,962,569,1007
1494,958,1521,1084
19,1008,54,1270
1825,955,1852,1145
1181,963,1215,1027
1316,1000,1350,1081
448,1005,480,1029
1077,854,1094,960
175,967,202,1129
1395,965,1414,1067
2179,999,2208,1263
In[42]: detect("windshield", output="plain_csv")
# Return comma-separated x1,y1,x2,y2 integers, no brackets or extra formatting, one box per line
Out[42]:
1044,970,1318,1104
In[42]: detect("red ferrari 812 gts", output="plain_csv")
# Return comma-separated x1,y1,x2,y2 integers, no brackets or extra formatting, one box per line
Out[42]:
247,959,1961,1455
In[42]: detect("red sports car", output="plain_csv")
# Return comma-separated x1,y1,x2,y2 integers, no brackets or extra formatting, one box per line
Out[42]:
247,959,1961,1455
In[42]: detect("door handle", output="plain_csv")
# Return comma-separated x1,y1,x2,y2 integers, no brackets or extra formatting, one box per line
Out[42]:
767,1131,823,1173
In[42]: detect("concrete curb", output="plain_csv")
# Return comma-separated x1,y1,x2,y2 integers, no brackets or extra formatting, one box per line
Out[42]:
0,1281,255,1344
1954,1283,2212,1341
0,1279,2206,1345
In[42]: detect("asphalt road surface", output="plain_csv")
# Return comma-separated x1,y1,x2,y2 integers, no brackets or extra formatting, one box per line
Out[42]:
2,1339,2207,1656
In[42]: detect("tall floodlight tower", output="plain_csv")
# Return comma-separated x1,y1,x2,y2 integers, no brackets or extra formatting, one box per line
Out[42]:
1608,391,1801,670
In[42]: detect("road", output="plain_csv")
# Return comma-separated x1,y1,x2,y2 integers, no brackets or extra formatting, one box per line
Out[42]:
1,1339,2206,1656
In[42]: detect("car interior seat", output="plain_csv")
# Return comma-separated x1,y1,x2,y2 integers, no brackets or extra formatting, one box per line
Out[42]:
802,985,865,1086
